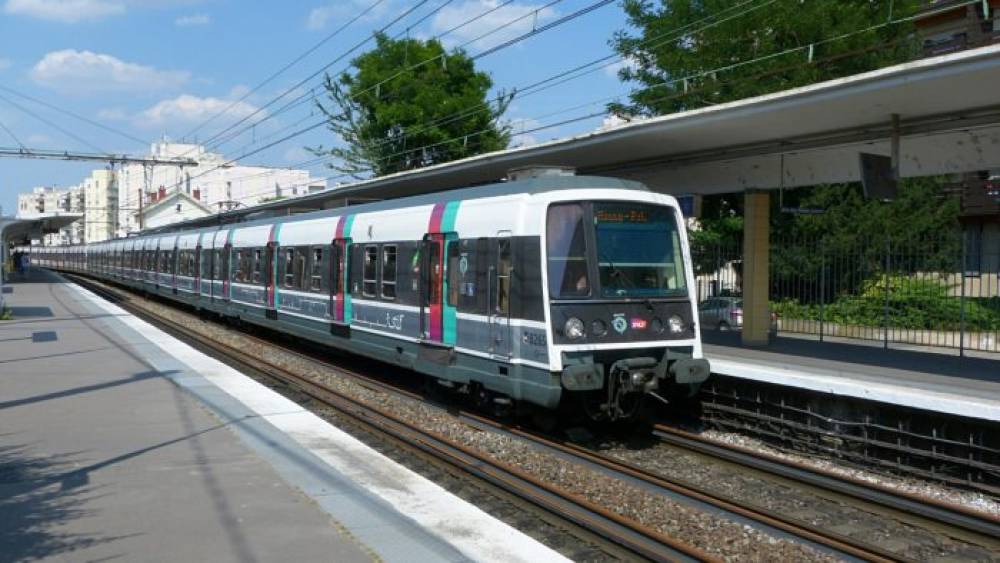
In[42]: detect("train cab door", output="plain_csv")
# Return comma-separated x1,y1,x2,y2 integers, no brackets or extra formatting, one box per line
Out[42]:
489,232,513,358
419,233,446,347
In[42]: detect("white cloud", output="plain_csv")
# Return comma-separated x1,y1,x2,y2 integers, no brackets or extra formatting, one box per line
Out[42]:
175,13,209,26
30,49,190,94
3,0,125,23
227,84,251,99
96,107,127,120
0,58,11,71
135,94,261,128
430,0,557,50
306,1,392,30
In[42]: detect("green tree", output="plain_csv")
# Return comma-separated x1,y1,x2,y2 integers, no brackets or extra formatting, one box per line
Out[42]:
310,33,513,178
610,0,919,117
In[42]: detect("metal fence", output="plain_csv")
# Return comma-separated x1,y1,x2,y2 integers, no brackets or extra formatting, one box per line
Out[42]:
692,233,1000,355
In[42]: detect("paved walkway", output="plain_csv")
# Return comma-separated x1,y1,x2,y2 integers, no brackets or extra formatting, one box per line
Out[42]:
0,269,564,562
0,269,373,562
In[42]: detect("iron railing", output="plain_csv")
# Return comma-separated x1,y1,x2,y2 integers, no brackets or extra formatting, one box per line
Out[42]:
692,233,1000,355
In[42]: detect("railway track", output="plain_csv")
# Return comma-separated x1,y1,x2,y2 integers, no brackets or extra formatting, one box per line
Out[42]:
67,274,707,562
69,273,1000,562
650,424,1000,541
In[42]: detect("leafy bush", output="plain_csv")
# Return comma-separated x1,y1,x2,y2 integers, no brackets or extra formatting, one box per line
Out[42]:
773,275,1000,331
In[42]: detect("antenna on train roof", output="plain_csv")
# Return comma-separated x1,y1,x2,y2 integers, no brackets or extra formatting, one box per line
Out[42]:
506,166,576,182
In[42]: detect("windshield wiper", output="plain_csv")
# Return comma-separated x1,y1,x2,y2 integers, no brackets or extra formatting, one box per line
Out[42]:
599,251,636,295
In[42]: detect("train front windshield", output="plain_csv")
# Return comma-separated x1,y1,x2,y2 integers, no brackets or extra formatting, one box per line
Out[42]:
547,201,687,299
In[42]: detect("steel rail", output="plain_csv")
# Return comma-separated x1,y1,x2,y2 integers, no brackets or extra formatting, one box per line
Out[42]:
652,424,1000,540
67,274,710,563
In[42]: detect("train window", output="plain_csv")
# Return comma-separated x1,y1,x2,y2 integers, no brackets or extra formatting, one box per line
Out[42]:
200,249,210,278
428,240,442,307
212,250,222,279
252,248,263,284
178,251,188,277
546,203,590,298
497,239,512,315
222,248,231,281
363,246,377,297
310,247,325,292
594,202,687,297
283,248,295,288
447,241,460,307
293,247,307,289
381,245,397,300
234,250,245,282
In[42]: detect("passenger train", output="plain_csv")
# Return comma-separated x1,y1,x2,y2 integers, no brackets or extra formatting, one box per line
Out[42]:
30,169,710,421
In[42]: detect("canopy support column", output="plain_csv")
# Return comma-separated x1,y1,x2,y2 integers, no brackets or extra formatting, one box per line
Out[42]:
742,189,771,346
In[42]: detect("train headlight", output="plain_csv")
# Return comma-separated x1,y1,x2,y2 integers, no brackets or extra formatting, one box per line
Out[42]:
591,319,607,337
564,317,586,340
668,315,686,334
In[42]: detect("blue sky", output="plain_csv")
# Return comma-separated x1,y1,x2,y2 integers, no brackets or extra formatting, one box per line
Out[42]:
0,0,634,215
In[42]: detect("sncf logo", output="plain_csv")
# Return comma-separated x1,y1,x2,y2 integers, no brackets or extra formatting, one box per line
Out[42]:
612,314,628,334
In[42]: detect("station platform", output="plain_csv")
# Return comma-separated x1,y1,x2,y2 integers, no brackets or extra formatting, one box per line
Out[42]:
703,332,1000,422
0,269,565,563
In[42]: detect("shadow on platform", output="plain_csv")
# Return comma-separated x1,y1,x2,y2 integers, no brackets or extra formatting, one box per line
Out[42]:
703,331,1000,383
0,370,170,410
0,440,135,561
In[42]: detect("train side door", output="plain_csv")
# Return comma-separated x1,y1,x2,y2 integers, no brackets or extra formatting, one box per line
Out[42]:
222,243,232,301
330,239,349,325
419,234,445,344
489,232,513,358
265,242,277,318
194,245,202,294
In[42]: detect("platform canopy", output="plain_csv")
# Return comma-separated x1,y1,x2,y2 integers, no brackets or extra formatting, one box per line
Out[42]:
154,43,1000,233
0,215,82,247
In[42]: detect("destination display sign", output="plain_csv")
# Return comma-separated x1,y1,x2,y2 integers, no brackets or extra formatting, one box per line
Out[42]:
595,208,651,224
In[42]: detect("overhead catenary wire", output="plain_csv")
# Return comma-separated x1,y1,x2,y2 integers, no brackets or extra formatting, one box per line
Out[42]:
180,0,392,143
210,4,917,203
165,0,607,192
210,0,768,157
0,117,25,149
209,0,779,181
169,0,782,196
195,0,462,150
205,0,586,153
195,0,435,152
0,85,148,146
160,0,909,211
0,92,107,154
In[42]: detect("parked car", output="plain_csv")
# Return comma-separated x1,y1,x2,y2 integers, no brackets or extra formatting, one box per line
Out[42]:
698,296,743,331
698,297,779,333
